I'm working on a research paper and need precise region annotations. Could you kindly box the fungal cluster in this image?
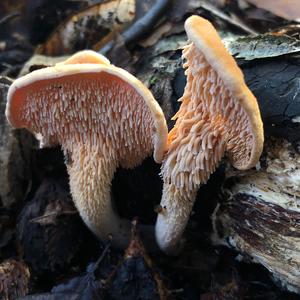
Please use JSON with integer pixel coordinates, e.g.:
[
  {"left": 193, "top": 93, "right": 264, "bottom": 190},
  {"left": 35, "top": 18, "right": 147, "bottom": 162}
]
[{"left": 6, "top": 16, "right": 263, "bottom": 254}]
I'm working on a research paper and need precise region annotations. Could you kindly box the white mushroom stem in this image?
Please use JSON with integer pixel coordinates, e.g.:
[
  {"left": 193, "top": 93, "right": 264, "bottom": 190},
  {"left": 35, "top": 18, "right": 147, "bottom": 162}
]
[
  {"left": 155, "top": 183, "right": 197, "bottom": 254},
  {"left": 67, "top": 144, "right": 131, "bottom": 248},
  {"left": 66, "top": 144, "right": 156, "bottom": 249},
  {"left": 155, "top": 116, "right": 226, "bottom": 254}
]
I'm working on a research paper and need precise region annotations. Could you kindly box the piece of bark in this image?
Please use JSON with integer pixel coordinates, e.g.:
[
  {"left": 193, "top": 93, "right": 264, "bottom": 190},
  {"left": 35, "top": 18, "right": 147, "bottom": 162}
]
[
  {"left": 242, "top": 58, "right": 300, "bottom": 144},
  {"left": 20, "top": 221, "right": 170, "bottom": 299},
  {"left": 208, "top": 56, "right": 300, "bottom": 294},
  {"left": 212, "top": 138, "right": 300, "bottom": 294},
  {"left": 0, "top": 76, "right": 32, "bottom": 209}
]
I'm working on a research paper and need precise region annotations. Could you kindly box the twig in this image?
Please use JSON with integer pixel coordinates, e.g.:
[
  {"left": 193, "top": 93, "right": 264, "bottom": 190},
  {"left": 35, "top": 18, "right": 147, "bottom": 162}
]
[
  {"left": 0, "top": 12, "right": 20, "bottom": 27},
  {"left": 100, "top": 0, "right": 172, "bottom": 55},
  {"left": 169, "top": 288, "right": 184, "bottom": 294},
  {"left": 89, "top": 240, "right": 112, "bottom": 273},
  {"left": 29, "top": 210, "right": 78, "bottom": 223}
]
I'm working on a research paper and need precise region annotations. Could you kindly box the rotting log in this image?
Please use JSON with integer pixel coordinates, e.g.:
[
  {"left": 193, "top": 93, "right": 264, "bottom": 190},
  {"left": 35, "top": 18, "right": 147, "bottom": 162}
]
[{"left": 212, "top": 138, "right": 300, "bottom": 293}]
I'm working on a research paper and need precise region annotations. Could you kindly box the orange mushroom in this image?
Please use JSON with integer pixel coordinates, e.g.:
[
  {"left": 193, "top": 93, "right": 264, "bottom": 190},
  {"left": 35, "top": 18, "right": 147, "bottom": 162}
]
[
  {"left": 155, "top": 15, "right": 264, "bottom": 254},
  {"left": 57, "top": 50, "right": 110, "bottom": 65},
  {"left": 6, "top": 50, "right": 168, "bottom": 248}
]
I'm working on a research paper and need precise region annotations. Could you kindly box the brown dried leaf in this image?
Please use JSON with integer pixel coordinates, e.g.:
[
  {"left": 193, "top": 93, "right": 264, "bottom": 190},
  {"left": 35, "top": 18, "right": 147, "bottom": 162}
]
[
  {"left": 0, "top": 260, "right": 30, "bottom": 300},
  {"left": 200, "top": 277, "right": 244, "bottom": 300},
  {"left": 139, "top": 22, "right": 173, "bottom": 48},
  {"left": 0, "top": 0, "right": 23, "bottom": 15},
  {"left": 36, "top": 0, "right": 135, "bottom": 56},
  {"left": 246, "top": 0, "right": 300, "bottom": 21},
  {"left": 30, "top": 201, "right": 77, "bottom": 226},
  {"left": 19, "top": 54, "right": 69, "bottom": 76}
]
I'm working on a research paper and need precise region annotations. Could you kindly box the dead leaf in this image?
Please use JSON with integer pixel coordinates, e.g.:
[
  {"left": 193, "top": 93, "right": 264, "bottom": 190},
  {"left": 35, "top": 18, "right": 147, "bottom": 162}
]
[
  {"left": 139, "top": 22, "right": 173, "bottom": 48},
  {"left": 19, "top": 54, "right": 70, "bottom": 76},
  {"left": 0, "top": 260, "right": 30, "bottom": 300},
  {"left": 30, "top": 201, "right": 77, "bottom": 225},
  {"left": 201, "top": 2, "right": 257, "bottom": 34},
  {"left": 36, "top": 0, "right": 135, "bottom": 56},
  {"left": 271, "top": 24, "right": 300, "bottom": 40},
  {"left": 224, "top": 34, "right": 300, "bottom": 60},
  {"left": 246, "top": 0, "right": 300, "bottom": 22},
  {"left": 105, "top": 220, "right": 170, "bottom": 299},
  {"left": 152, "top": 34, "right": 187, "bottom": 56}
]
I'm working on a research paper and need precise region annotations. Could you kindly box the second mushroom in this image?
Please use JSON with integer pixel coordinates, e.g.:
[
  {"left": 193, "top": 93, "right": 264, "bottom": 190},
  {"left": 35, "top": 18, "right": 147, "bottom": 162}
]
[
  {"left": 155, "top": 16, "right": 264, "bottom": 254},
  {"left": 6, "top": 50, "right": 168, "bottom": 248}
]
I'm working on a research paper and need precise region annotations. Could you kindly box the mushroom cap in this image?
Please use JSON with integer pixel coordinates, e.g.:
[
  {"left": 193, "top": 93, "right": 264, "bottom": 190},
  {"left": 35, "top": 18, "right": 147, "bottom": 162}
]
[
  {"left": 183, "top": 15, "right": 264, "bottom": 170},
  {"left": 57, "top": 50, "right": 110, "bottom": 65},
  {"left": 6, "top": 52, "right": 167, "bottom": 164}
]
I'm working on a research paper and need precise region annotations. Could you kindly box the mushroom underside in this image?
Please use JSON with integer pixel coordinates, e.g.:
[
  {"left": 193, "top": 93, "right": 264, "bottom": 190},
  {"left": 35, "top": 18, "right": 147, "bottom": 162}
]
[
  {"left": 163, "top": 42, "right": 255, "bottom": 192},
  {"left": 11, "top": 72, "right": 155, "bottom": 164}
]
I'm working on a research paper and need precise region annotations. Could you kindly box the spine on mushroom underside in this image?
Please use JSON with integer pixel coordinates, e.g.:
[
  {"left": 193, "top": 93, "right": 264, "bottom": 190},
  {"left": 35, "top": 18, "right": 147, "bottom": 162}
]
[
  {"left": 161, "top": 42, "right": 228, "bottom": 191},
  {"left": 182, "top": 42, "right": 256, "bottom": 170}
]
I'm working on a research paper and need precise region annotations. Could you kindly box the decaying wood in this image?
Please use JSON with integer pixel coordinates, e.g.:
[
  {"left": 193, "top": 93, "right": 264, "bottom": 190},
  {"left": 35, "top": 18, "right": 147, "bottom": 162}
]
[
  {"left": 209, "top": 54, "right": 300, "bottom": 293},
  {"left": 17, "top": 179, "right": 97, "bottom": 277},
  {"left": 0, "top": 77, "right": 32, "bottom": 209},
  {"left": 212, "top": 138, "right": 300, "bottom": 293}
]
